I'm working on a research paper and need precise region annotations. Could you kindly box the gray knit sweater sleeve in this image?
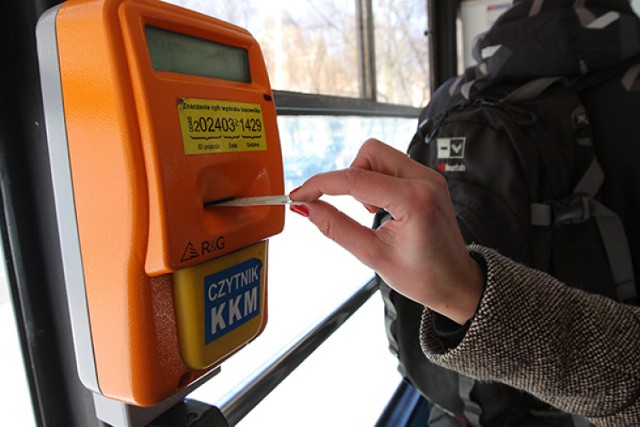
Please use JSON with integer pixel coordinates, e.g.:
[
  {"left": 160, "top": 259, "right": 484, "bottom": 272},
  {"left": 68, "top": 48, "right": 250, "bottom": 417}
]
[{"left": 420, "top": 244, "right": 640, "bottom": 427}]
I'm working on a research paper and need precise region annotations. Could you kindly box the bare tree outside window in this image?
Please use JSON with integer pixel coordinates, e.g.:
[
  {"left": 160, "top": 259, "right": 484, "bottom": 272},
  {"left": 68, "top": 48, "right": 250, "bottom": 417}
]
[
  {"left": 374, "top": 0, "right": 430, "bottom": 107},
  {"left": 164, "top": 0, "right": 430, "bottom": 105}
]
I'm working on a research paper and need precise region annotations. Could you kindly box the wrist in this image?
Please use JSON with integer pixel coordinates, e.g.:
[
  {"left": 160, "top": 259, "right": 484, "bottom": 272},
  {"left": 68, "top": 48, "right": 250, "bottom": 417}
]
[{"left": 435, "top": 251, "right": 486, "bottom": 325}]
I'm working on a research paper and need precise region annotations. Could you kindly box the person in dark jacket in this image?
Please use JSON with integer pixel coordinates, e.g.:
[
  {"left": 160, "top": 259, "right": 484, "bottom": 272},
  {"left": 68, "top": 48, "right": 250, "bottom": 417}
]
[
  {"left": 288, "top": 138, "right": 640, "bottom": 427},
  {"left": 289, "top": 1, "right": 640, "bottom": 425}
]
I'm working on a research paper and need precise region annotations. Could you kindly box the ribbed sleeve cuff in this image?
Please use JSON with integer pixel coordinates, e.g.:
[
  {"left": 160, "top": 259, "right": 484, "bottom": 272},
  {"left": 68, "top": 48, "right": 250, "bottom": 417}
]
[{"left": 419, "top": 244, "right": 640, "bottom": 420}]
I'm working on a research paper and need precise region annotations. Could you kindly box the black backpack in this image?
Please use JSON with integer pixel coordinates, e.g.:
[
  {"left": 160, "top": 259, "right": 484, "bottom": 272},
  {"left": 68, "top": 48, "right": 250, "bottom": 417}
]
[{"left": 379, "top": 62, "right": 639, "bottom": 427}]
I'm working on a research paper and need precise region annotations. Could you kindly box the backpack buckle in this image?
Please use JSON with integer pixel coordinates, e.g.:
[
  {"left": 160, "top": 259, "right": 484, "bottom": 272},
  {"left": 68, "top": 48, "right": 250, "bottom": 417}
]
[
  {"left": 550, "top": 194, "right": 591, "bottom": 225},
  {"left": 531, "top": 194, "right": 591, "bottom": 227}
]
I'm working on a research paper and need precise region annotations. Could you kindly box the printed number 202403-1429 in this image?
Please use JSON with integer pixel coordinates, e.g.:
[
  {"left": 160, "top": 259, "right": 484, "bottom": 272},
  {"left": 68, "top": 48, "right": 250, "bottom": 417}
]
[{"left": 187, "top": 116, "right": 262, "bottom": 134}]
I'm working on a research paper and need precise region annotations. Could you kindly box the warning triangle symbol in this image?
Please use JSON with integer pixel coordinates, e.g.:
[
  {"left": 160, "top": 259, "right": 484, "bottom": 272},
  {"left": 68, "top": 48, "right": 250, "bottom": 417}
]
[{"left": 181, "top": 241, "right": 200, "bottom": 262}]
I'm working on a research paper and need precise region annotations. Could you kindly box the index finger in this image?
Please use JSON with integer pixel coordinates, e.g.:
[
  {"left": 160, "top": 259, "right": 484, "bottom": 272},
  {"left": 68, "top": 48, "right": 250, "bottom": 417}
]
[
  {"left": 289, "top": 167, "right": 413, "bottom": 220},
  {"left": 350, "top": 139, "right": 432, "bottom": 179}
]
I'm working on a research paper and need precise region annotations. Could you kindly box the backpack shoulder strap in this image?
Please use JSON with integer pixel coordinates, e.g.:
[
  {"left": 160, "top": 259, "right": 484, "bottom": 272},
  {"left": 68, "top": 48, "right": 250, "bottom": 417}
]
[
  {"left": 501, "top": 77, "right": 567, "bottom": 103},
  {"left": 531, "top": 158, "right": 637, "bottom": 303},
  {"left": 591, "top": 200, "right": 637, "bottom": 302}
]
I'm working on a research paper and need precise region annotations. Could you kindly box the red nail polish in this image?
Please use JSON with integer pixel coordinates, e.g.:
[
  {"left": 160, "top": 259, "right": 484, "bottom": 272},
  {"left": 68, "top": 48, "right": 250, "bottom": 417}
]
[
  {"left": 289, "top": 186, "right": 302, "bottom": 195},
  {"left": 289, "top": 204, "right": 309, "bottom": 217},
  {"left": 364, "top": 204, "right": 378, "bottom": 213}
]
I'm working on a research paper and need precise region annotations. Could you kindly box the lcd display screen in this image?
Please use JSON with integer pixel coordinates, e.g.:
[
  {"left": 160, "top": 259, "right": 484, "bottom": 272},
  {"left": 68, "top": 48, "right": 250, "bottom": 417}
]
[{"left": 146, "top": 26, "right": 250, "bottom": 82}]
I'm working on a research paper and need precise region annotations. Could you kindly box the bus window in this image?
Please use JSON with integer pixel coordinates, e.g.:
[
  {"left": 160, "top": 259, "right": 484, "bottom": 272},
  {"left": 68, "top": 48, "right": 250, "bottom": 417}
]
[
  {"left": 373, "top": 0, "right": 431, "bottom": 107},
  {"left": 166, "top": 0, "right": 361, "bottom": 98}
]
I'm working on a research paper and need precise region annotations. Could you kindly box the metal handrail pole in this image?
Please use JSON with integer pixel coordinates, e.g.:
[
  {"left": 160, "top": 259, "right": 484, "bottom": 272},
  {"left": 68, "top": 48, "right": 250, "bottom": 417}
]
[{"left": 217, "top": 276, "right": 380, "bottom": 426}]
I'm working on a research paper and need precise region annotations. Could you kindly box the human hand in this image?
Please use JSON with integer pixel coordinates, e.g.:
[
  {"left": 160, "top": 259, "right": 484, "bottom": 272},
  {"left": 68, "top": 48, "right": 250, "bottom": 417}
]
[{"left": 289, "top": 139, "right": 483, "bottom": 325}]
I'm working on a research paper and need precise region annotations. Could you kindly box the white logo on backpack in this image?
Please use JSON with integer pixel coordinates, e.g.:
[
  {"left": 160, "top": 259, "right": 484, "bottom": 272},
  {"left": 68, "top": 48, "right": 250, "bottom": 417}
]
[{"left": 437, "top": 137, "right": 465, "bottom": 159}]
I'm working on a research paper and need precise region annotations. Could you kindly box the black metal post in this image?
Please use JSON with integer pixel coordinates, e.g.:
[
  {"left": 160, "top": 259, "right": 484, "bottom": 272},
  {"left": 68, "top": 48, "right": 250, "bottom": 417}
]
[
  {"left": 0, "top": 1, "right": 100, "bottom": 425},
  {"left": 426, "top": 0, "right": 460, "bottom": 91},
  {"left": 356, "top": 0, "right": 377, "bottom": 100}
]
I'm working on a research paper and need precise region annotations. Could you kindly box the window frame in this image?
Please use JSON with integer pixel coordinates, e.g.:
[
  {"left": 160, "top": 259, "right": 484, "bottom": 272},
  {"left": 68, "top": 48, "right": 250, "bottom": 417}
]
[{"left": 0, "top": 0, "right": 456, "bottom": 425}]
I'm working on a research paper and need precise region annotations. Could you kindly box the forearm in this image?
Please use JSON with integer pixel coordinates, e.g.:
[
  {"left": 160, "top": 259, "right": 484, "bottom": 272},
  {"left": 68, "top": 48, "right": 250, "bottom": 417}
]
[{"left": 420, "top": 245, "right": 640, "bottom": 426}]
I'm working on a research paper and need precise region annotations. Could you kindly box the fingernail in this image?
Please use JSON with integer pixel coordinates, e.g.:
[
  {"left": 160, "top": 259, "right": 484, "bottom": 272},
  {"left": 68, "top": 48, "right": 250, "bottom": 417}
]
[
  {"left": 364, "top": 204, "right": 378, "bottom": 214},
  {"left": 289, "top": 186, "right": 302, "bottom": 195},
  {"left": 289, "top": 204, "right": 309, "bottom": 217}
]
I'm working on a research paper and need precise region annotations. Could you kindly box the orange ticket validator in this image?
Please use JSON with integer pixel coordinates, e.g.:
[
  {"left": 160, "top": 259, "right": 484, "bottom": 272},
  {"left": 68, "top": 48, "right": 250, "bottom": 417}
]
[{"left": 37, "top": 0, "right": 283, "bottom": 406}]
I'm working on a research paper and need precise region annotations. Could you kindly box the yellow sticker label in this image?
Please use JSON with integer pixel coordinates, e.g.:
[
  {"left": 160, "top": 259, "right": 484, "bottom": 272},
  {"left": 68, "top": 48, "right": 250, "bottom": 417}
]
[{"left": 177, "top": 98, "right": 267, "bottom": 155}]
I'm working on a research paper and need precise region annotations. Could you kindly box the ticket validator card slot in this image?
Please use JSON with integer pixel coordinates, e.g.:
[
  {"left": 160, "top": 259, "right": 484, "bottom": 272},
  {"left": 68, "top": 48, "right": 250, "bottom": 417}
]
[{"left": 37, "top": 0, "right": 284, "bottom": 406}]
